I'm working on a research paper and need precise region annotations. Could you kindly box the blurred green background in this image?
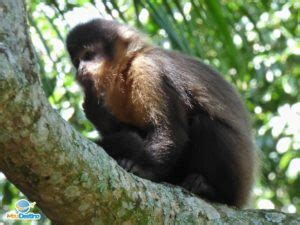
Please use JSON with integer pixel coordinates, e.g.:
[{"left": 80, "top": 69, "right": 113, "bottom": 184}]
[{"left": 1, "top": 0, "right": 299, "bottom": 224}]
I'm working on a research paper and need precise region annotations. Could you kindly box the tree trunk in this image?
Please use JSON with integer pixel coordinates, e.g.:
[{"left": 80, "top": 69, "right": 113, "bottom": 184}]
[{"left": 0, "top": 0, "right": 299, "bottom": 224}]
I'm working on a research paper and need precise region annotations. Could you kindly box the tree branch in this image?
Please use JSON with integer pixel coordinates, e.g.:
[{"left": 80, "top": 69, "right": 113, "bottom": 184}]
[{"left": 0, "top": 0, "right": 299, "bottom": 224}]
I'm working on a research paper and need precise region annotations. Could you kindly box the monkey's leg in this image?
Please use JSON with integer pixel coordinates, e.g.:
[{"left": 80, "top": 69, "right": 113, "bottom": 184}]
[
  {"left": 115, "top": 123, "right": 189, "bottom": 182},
  {"left": 181, "top": 174, "right": 216, "bottom": 201}
]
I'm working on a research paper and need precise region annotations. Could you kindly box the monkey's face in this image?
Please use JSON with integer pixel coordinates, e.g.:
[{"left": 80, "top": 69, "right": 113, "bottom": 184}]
[
  {"left": 72, "top": 44, "right": 107, "bottom": 88},
  {"left": 66, "top": 19, "right": 146, "bottom": 90},
  {"left": 66, "top": 19, "right": 119, "bottom": 89}
]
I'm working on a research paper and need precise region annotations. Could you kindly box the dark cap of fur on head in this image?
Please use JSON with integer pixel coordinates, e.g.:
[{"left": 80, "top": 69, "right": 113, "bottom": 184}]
[{"left": 66, "top": 19, "right": 120, "bottom": 57}]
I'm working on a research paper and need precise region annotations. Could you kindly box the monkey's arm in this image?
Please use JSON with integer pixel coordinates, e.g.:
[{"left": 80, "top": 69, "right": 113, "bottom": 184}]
[
  {"left": 136, "top": 122, "right": 188, "bottom": 181},
  {"left": 98, "top": 130, "right": 144, "bottom": 158},
  {"left": 83, "top": 90, "right": 123, "bottom": 136}
]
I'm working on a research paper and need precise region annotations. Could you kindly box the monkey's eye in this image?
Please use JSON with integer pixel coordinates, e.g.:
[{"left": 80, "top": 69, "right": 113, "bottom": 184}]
[{"left": 82, "top": 50, "right": 96, "bottom": 61}]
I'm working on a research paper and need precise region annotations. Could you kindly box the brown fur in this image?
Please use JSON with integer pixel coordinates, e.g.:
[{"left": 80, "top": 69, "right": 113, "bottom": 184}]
[
  {"left": 66, "top": 19, "right": 256, "bottom": 207},
  {"left": 90, "top": 39, "right": 167, "bottom": 127}
]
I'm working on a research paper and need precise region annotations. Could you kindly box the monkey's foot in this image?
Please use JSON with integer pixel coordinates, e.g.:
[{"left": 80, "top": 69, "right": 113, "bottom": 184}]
[
  {"left": 117, "top": 158, "right": 136, "bottom": 172},
  {"left": 181, "top": 174, "right": 216, "bottom": 200}
]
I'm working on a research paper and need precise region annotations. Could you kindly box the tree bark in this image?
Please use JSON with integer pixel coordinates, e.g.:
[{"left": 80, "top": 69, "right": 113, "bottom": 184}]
[{"left": 0, "top": 0, "right": 299, "bottom": 224}]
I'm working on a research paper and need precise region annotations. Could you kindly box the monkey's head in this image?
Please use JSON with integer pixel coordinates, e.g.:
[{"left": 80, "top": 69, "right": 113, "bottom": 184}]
[{"left": 66, "top": 19, "right": 148, "bottom": 90}]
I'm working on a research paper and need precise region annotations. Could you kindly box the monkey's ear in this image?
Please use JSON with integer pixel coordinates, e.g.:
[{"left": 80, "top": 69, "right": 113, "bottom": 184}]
[
  {"left": 117, "top": 26, "right": 137, "bottom": 41},
  {"left": 117, "top": 26, "right": 150, "bottom": 54}
]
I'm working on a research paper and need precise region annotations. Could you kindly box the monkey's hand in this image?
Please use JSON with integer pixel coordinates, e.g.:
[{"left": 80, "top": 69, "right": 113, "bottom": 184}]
[{"left": 117, "top": 158, "right": 158, "bottom": 181}]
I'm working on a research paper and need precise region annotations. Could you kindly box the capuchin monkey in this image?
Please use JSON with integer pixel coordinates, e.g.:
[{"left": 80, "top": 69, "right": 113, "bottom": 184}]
[{"left": 66, "top": 19, "right": 255, "bottom": 207}]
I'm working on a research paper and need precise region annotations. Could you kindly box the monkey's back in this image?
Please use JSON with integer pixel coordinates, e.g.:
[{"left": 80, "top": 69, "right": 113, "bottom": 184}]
[
  {"left": 143, "top": 48, "right": 250, "bottom": 133},
  {"left": 141, "top": 47, "right": 255, "bottom": 206}
]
